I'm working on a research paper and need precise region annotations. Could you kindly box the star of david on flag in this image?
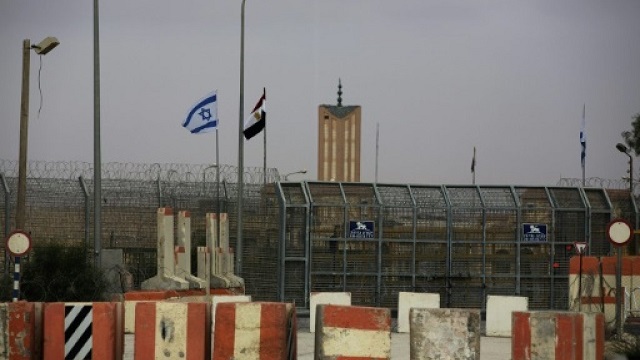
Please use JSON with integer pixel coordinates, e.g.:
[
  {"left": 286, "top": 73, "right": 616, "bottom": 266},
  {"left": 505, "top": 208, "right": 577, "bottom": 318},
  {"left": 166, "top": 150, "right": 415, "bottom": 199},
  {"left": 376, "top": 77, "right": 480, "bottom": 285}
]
[{"left": 183, "top": 90, "right": 218, "bottom": 134}]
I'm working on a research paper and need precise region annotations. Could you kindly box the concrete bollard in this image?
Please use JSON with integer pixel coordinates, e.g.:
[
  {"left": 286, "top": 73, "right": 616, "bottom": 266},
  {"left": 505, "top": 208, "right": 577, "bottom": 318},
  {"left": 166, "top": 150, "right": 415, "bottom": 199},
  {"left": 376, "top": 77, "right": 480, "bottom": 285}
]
[
  {"left": 123, "top": 290, "right": 179, "bottom": 334},
  {"left": 213, "top": 302, "right": 296, "bottom": 360},
  {"left": 43, "top": 302, "right": 124, "bottom": 360},
  {"left": 410, "top": 308, "right": 481, "bottom": 360},
  {"left": 175, "top": 210, "right": 207, "bottom": 288},
  {"left": 0, "top": 301, "right": 43, "bottom": 360},
  {"left": 485, "top": 295, "right": 528, "bottom": 337},
  {"left": 140, "top": 207, "right": 190, "bottom": 291},
  {"left": 512, "top": 311, "right": 605, "bottom": 360},
  {"left": 397, "top": 292, "right": 440, "bottom": 333},
  {"left": 134, "top": 301, "right": 210, "bottom": 360},
  {"left": 309, "top": 292, "right": 351, "bottom": 332},
  {"left": 315, "top": 304, "right": 391, "bottom": 359}
]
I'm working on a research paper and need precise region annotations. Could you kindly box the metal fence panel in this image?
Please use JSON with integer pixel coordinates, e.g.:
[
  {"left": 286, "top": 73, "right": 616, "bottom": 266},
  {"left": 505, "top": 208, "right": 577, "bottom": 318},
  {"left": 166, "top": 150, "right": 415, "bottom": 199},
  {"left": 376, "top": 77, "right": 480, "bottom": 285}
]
[{"left": 2, "top": 160, "right": 637, "bottom": 314}]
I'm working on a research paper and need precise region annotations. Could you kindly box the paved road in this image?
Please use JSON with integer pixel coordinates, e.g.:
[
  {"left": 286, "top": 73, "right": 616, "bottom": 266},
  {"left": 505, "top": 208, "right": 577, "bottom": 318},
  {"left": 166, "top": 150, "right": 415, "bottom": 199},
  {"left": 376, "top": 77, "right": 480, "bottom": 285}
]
[{"left": 123, "top": 324, "right": 513, "bottom": 359}]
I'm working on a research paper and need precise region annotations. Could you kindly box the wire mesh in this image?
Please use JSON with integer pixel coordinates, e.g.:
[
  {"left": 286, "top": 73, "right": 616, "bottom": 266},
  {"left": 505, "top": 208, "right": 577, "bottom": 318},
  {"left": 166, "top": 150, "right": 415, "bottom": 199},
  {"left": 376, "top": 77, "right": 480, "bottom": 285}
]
[{"left": 1, "top": 160, "right": 637, "bottom": 314}]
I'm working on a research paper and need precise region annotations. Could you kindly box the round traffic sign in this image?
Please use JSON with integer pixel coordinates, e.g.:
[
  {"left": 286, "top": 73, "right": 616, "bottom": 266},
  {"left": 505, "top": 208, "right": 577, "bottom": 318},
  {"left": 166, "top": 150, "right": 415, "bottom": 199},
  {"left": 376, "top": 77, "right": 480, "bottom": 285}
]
[
  {"left": 5, "top": 230, "right": 32, "bottom": 257},
  {"left": 607, "top": 218, "right": 633, "bottom": 247}
]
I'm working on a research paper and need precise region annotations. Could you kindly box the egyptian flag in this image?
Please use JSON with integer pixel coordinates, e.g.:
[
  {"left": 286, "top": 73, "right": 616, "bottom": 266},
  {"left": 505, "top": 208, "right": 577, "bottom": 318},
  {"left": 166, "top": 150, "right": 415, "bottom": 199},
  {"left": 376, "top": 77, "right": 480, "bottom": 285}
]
[{"left": 243, "top": 88, "right": 266, "bottom": 140}]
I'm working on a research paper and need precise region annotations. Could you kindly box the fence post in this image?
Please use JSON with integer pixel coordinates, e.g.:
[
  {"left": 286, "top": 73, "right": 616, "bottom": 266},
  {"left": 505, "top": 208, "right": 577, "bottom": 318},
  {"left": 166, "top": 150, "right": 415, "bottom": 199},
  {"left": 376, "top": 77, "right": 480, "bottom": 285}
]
[
  {"left": 1, "top": 173, "right": 10, "bottom": 238},
  {"left": 1, "top": 173, "right": 11, "bottom": 273},
  {"left": 79, "top": 176, "right": 90, "bottom": 252}
]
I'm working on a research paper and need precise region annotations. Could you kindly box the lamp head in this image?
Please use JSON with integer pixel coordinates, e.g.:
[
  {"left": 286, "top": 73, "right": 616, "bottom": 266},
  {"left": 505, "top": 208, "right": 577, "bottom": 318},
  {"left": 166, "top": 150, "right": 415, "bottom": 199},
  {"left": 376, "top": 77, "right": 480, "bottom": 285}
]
[
  {"left": 616, "top": 143, "right": 629, "bottom": 154},
  {"left": 32, "top": 37, "right": 59, "bottom": 55}
]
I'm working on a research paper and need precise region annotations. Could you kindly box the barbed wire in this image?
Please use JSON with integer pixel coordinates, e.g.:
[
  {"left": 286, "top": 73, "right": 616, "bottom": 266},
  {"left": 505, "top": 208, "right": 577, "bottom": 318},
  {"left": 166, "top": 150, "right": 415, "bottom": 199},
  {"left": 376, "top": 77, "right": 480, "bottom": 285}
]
[
  {"left": 0, "top": 159, "right": 282, "bottom": 184},
  {"left": 557, "top": 177, "right": 630, "bottom": 189}
]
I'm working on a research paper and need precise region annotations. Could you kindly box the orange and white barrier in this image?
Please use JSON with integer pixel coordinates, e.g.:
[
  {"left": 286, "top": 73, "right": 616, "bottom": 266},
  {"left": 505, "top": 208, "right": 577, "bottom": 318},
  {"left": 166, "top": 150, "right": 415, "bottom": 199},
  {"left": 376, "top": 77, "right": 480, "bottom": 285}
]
[
  {"left": 309, "top": 291, "right": 351, "bottom": 332},
  {"left": 0, "top": 301, "right": 43, "bottom": 359},
  {"left": 135, "top": 301, "right": 210, "bottom": 360},
  {"left": 410, "top": 308, "right": 480, "bottom": 359},
  {"left": 315, "top": 304, "right": 391, "bottom": 359},
  {"left": 43, "top": 302, "right": 123, "bottom": 360},
  {"left": 512, "top": 311, "right": 604, "bottom": 360},
  {"left": 123, "top": 290, "right": 179, "bottom": 334},
  {"left": 213, "top": 302, "right": 296, "bottom": 360},
  {"left": 569, "top": 256, "right": 634, "bottom": 328}
]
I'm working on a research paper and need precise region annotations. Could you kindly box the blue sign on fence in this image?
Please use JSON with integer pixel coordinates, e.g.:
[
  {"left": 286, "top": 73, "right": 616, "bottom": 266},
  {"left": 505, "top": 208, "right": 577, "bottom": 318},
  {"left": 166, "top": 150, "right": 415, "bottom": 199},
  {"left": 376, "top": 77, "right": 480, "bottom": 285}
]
[
  {"left": 523, "top": 223, "right": 547, "bottom": 242},
  {"left": 349, "top": 220, "right": 375, "bottom": 239}
]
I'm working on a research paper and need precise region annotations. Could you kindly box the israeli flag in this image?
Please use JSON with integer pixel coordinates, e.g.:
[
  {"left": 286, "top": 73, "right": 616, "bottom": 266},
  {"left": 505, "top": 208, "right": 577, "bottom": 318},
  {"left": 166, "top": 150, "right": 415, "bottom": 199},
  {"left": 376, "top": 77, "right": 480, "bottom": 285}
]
[{"left": 183, "top": 90, "right": 218, "bottom": 134}]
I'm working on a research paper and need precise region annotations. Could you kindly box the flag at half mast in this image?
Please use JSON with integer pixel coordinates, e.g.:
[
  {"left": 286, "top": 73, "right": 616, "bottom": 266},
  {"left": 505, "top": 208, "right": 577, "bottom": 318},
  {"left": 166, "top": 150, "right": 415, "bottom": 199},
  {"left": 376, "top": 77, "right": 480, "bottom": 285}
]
[
  {"left": 243, "top": 88, "right": 266, "bottom": 140},
  {"left": 580, "top": 104, "right": 586, "bottom": 169},
  {"left": 471, "top": 146, "right": 476, "bottom": 173},
  {"left": 183, "top": 90, "right": 218, "bottom": 134}
]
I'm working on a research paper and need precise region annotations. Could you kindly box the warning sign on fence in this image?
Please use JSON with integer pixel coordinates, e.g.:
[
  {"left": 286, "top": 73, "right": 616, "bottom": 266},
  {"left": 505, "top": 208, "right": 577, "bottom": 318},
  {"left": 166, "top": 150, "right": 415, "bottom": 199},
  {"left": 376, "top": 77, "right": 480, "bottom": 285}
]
[{"left": 523, "top": 223, "right": 547, "bottom": 242}]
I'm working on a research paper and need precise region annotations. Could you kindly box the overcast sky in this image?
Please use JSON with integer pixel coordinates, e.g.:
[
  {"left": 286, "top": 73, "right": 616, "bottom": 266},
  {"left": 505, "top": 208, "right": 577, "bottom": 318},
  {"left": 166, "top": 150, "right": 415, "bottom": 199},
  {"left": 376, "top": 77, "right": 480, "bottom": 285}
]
[{"left": 1, "top": 0, "right": 639, "bottom": 186}]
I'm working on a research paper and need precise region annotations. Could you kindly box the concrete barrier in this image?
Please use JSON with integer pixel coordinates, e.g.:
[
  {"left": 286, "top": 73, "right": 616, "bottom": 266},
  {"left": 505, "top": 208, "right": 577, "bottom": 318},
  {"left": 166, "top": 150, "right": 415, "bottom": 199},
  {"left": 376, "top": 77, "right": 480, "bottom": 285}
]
[
  {"left": 512, "top": 311, "right": 604, "bottom": 360},
  {"left": 43, "top": 302, "right": 124, "bottom": 360},
  {"left": 0, "top": 301, "right": 43, "bottom": 359},
  {"left": 123, "top": 290, "right": 179, "bottom": 334},
  {"left": 410, "top": 307, "right": 480, "bottom": 360},
  {"left": 141, "top": 207, "right": 190, "bottom": 291},
  {"left": 485, "top": 295, "right": 528, "bottom": 337},
  {"left": 568, "top": 255, "right": 633, "bottom": 329},
  {"left": 315, "top": 304, "right": 391, "bottom": 359},
  {"left": 176, "top": 210, "right": 207, "bottom": 288},
  {"left": 309, "top": 292, "right": 351, "bottom": 332},
  {"left": 397, "top": 292, "right": 440, "bottom": 333},
  {"left": 134, "top": 301, "right": 210, "bottom": 360},
  {"left": 213, "top": 302, "right": 296, "bottom": 360}
]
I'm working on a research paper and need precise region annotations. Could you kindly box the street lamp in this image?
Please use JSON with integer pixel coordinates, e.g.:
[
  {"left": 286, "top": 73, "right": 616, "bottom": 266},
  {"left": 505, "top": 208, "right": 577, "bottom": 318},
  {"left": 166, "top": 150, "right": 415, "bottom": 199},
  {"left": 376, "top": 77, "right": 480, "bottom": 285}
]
[
  {"left": 283, "top": 169, "right": 307, "bottom": 181},
  {"left": 617, "top": 143, "right": 633, "bottom": 194},
  {"left": 615, "top": 142, "right": 634, "bottom": 337},
  {"left": 16, "top": 37, "right": 60, "bottom": 231}
]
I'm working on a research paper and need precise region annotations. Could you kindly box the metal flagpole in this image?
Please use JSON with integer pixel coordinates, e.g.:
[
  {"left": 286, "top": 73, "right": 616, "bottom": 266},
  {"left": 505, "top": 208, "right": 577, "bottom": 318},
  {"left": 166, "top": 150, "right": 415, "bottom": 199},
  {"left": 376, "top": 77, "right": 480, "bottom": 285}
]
[
  {"left": 216, "top": 129, "right": 221, "bottom": 258},
  {"left": 581, "top": 104, "right": 586, "bottom": 187},
  {"left": 93, "top": 0, "right": 102, "bottom": 268},
  {"left": 472, "top": 146, "right": 476, "bottom": 185},
  {"left": 236, "top": 0, "right": 246, "bottom": 276},
  {"left": 375, "top": 123, "right": 379, "bottom": 183},
  {"left": 263, "top": 88, "right": 267, "bottom": 186}
]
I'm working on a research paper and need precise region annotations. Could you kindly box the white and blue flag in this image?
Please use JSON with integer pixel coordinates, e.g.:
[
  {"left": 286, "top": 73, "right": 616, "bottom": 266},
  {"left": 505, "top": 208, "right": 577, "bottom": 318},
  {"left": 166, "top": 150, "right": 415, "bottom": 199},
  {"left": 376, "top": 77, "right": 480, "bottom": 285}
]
[{"left": 183, "top": 90, "right": 218, "bottom": 134}]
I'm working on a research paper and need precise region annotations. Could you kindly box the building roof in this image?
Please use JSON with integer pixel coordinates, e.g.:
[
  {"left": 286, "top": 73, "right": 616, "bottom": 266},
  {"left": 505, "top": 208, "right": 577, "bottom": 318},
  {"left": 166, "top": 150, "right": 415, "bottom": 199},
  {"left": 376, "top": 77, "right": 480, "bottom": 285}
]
[{"left": 319, "top": 105, "right": 360, "bottom": 118}]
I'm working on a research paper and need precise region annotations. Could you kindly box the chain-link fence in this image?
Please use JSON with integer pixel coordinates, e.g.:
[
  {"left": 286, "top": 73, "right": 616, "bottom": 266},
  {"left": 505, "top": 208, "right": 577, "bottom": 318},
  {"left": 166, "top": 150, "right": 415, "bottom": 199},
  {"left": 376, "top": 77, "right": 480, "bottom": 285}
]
[
  {"left": 275, "top": 182, "right": 638, "bottom": 313},
  {"left": 1, "top": 160, "right": 637, "bottom": 313}
]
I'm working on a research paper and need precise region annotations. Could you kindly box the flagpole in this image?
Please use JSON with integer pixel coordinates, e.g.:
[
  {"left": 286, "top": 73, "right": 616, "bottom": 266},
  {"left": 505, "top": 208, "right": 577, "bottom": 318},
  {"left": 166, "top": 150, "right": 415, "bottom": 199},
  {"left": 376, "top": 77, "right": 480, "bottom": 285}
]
[
  {"left": 375, "top": 123, "right": 379, "bottom": 183},
  {"left": 93, "top": 0, "right": 102, "bottom": 268},
  {"left": 582, "top": 104, "right": 586, "bottom": 187},
  {"left": 263, "top": 88, "right": 267, "bottom": 186},
  {"left": 216, "top": 130, "right": 221, "bottom": 254},
  {"left": 472, "top": 146, "right": 476, "bottom": 185},
  {"left": 236, "top": 0, "right": 246, "bottom": 276}
]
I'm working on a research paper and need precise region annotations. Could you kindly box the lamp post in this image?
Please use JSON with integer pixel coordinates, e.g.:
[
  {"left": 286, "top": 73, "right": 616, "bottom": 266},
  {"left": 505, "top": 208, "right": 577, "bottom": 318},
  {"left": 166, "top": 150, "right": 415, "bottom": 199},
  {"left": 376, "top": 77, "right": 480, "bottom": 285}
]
[
  {"left": 618, "top": 143, "right": 636, "bottom": 257},
  {"left": 617, "top": 143, "right": 633, "bottom": 194},
  {"left": 16, "top": 37, "right": 59, "bottom": 231},
  {"left": 283, "top": 169, "right": 307, "bottom": 181},
  {"left": 615, "top": 142, "right": 634, "bottom": 337}
]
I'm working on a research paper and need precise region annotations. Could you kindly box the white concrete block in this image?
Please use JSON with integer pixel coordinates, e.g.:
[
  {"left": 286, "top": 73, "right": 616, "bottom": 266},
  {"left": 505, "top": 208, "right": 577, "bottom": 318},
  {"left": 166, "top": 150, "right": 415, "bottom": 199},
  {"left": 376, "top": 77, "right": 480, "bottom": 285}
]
[
  {"left": 486, "top": 295, "right": 528, "bottom": 337},
  {"left": 397, "top": 292, "right": 440, "bottom": 333},
  {"left": 310, "top": 292, "right": 351, "bottom": 332},
  {"left": 210, "top": 295, "right": 251, "bottom": 351}
]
